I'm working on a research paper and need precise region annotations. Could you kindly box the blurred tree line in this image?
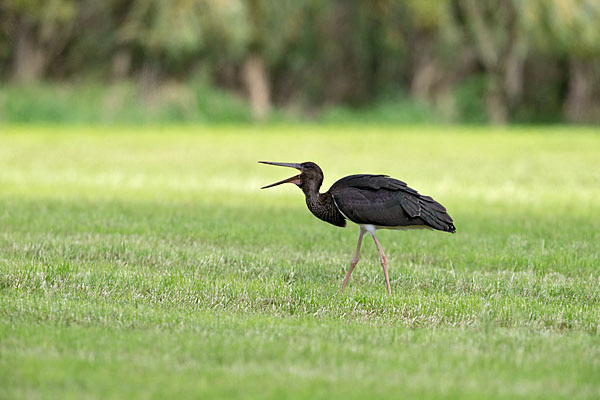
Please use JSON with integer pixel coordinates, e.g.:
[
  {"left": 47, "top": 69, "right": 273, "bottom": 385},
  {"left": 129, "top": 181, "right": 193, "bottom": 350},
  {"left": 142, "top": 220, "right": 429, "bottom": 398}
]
[{"left": 1, "top": 0, "right": 599, "bottom": 124}]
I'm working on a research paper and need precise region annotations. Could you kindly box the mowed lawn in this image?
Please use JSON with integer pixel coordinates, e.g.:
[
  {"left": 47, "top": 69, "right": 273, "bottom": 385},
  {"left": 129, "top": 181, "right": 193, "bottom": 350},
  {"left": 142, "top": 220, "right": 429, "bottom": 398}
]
[{"left": 1, "top": 125, "right": 599, "bottom": 399}]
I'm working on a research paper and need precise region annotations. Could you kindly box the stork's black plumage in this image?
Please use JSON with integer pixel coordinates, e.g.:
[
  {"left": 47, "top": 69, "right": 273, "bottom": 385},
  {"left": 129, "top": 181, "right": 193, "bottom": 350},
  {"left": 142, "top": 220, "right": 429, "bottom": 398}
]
[
  {"left": 330, "top": 174, "right": 455, "bottom": 232},
  {"left": 259, "top": 161, "right": 455, "bottom": 295}
]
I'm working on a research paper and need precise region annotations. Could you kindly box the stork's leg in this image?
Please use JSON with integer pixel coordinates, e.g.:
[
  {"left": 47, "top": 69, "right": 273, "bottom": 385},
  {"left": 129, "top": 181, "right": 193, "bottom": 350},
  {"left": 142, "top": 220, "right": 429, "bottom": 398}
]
[
  {"left": 371, "top": 233, "right": 392, "bottom": 296},
  {"left": 341, "top": 227, "right": 366, "bottom": 294}
]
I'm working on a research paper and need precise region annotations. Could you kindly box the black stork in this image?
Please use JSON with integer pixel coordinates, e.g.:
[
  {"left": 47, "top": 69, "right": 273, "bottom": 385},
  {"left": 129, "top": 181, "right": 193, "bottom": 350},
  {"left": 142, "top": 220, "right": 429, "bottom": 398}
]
[{"left": 259, "top": 161, "right": 455, "bottom": 295}]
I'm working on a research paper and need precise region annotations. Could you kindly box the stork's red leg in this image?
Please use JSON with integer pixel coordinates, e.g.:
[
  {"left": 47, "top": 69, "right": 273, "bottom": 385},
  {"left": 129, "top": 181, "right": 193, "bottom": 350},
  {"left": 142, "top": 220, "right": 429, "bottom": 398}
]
[
  {"left": 341, "top": 227, "right": 366, "bottom": 294},
  {"left": 372, "top": 233, "right": 392, "bottom": 295}
]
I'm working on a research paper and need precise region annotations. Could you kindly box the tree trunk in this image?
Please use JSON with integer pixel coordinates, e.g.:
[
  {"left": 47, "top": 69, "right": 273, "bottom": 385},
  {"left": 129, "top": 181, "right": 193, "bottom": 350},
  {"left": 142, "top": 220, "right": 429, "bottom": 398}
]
[
  {"left": 486, "top": 76, "right": 509, "bottom": 124},
  {"left": 410, "top": 37, "right": 438, "bottom": 101},
  {"left": 112, "top": 50, "right": 131, "bottom": 80},
  {"left": 459, "top": 0, "right": 526, "bottom": 124},
  {"left": 563, "top": 59, "right": 596, "bottom": 123},
  {"left": 12, "top": 22, "right": 46, "bottom": 83},
  {"left": 243, "top": 0, "right": 271, "bottom": 120},
  {"left": 242, "top": 52, "right": 271, "bottom": 121}
]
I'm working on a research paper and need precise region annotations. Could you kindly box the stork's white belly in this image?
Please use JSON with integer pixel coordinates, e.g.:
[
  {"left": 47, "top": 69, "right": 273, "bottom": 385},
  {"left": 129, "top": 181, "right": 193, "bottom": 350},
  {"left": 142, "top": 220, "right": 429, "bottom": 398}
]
[
  {"left": 375, "top": 224, "right": 432, "bottom": 231},
  {"left": 360, "top": 223, "right": 431, "bottom": 233}
]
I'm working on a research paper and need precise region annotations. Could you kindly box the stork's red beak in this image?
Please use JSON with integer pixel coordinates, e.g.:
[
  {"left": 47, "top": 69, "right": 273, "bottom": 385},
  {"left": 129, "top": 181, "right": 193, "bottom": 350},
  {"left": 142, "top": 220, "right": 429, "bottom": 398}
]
[{"left": 259, "top": 161, "right": 302, "bottom": 189}]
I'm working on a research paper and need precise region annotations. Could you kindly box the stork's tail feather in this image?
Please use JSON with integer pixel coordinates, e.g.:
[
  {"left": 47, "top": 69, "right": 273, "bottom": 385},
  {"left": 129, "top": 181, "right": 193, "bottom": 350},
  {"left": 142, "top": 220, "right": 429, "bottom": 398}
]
[{"left": 419, "top": 197, "right": 456, "bottom": 233}]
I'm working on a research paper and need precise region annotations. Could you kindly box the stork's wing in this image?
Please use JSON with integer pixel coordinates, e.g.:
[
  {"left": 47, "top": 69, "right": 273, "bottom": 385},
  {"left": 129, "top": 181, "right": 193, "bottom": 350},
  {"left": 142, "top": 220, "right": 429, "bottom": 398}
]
[{"left": 329, "top": 174, "right": 455, "bottom": 232}]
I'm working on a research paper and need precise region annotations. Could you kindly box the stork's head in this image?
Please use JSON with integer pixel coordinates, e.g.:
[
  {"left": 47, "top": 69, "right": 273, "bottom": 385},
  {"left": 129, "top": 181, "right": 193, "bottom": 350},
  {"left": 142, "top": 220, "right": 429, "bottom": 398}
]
[{"left": 259, "top": 161, "right": 324, "bottom": 191}]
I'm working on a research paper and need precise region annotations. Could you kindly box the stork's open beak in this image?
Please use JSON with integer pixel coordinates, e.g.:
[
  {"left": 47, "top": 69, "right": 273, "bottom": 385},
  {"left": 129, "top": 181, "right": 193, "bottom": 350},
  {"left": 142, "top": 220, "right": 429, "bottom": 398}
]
[{"left": 258, "top": 161, "right": 302, "bottom": 189}]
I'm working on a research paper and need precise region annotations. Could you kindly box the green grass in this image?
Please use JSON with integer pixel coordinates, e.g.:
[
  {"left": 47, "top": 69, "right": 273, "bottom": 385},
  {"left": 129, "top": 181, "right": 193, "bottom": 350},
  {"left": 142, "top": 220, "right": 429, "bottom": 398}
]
[{"left": 1, "top": 125, "right": 600, "bottom": 399}]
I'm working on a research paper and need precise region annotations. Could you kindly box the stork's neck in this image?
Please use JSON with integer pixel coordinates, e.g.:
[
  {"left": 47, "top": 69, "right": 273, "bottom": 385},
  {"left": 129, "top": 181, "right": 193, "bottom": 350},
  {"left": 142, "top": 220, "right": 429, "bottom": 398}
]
[
  {"left": 302, "top": 183, "right": 346, "bottom": 227},
  {"left": 301, "top": 178, "right": 321, "bottom": 198}
]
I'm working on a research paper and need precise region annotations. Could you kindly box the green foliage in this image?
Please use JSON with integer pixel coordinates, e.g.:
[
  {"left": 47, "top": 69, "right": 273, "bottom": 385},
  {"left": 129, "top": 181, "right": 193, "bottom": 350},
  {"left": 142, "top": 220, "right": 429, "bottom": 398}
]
[
  {"left": 0, "top": 84, "right": 102, "bottom": 123},
  {"left": 452, "top": 75, "right": 489, "bottom": 124},
  {"left": 1, "top": 0, "right": 600, "bottom": 123},
  {"left": 2, "top": 0, "right": 76, "bottom": 24},
  {"left": 192, "top": 78, "right": 252, "bottom": 122},
  {"left": 404, "top": 0, "right": 454, "bottom": 30},
  {"left": 0, "top": 82, "right": 468, "bottom": 124},
  {"left": 1, "top": 126, "right": 600, "bottom": 398},
  {"left": 520, "top": 0, "right": 600, "bottom": 56},
  {"left": 320, "top": 96, "right": 437, "bottom": 124},
  {"left": 0, "top": 81, "right": 252, "bottom": 123}
]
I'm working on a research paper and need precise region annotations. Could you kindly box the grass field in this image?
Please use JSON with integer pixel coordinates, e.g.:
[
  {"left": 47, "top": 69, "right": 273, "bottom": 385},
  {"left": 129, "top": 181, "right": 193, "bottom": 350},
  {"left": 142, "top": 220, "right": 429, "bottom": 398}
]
[{"left": 1, "top": 125, "right": 599, "bottom": 399}]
